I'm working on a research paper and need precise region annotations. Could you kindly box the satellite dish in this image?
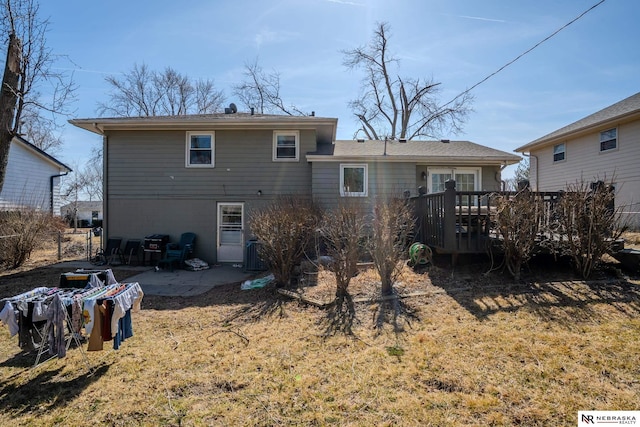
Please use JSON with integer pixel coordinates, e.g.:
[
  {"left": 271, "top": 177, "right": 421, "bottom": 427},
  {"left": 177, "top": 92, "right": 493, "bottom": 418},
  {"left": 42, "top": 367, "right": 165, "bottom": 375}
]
[{"left": 229, "top": 103, "right": 237, "bottom": 113}]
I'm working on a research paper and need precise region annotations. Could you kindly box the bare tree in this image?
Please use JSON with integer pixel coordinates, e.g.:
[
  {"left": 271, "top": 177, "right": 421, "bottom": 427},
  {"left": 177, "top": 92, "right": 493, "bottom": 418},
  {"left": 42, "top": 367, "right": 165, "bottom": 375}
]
[
  {"left": 0, "top": 0, "right": 75, "bottom": 190},
  {"left": 98, "top": 63, "right": 226, "bottom": 117},
  {"left": 343, "top": 22, "right": 472, "bottom": 140},
  {"left": 233, "top": 58, "right": 307, "bottom": 116},
  {"left": 504, "top": 157, "right": 530, "bottom": 191}
]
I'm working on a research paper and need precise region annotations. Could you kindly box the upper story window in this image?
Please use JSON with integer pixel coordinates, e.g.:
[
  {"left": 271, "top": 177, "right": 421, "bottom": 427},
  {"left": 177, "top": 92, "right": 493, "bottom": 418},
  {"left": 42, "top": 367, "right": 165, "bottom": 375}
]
[
  {"left": 273, "top": 131, "right": 299, "bottom": 161},
  {"left": 186, "top": 132, "right": 214, "bottom": 167},
  {"left": 553, "top": 143, "right": 565, "bottom": 162},
  {"left": 600, "top": 128, "right": 617, "bottom": 152},
  {"left": 340, "top": 164, "right": 368, "bottom": 197}
]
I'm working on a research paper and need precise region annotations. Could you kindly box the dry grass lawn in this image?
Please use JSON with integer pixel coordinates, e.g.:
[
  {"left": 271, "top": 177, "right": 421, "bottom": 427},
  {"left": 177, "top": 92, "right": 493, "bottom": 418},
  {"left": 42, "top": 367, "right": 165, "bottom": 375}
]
[{"left": 0, "top": 232, "right": 639, "bottom": 426}]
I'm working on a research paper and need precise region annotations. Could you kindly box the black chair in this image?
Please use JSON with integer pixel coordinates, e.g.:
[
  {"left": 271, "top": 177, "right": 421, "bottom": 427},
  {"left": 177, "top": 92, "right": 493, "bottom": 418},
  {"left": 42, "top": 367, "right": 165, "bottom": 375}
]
[
  {"left": 122, "top": 239, "right": 142, "bottom": 265},
  {"left": 104, "top": 237, "right": 123, "bottom": 265}
]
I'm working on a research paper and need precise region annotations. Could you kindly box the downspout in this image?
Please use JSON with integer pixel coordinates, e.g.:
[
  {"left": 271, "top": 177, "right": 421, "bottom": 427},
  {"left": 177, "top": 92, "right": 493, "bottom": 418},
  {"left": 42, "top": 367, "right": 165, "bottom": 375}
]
[
  {"left": 499, "top": 163, "right": 508, "bottom": 191},
  {"left": 50, "top": 171, "right": 69, "bottom": 215},
  {"left": 522, "top": 152, "right": 538, "bottom": 190}
]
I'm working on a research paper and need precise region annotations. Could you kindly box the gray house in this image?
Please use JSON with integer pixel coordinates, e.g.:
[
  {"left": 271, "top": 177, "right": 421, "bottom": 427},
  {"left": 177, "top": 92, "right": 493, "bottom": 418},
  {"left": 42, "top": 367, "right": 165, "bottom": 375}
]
[
  {"left": 70, "top": 112, "right": 520, "bottom": 264},
  {"left": 0, "top": 135, "right": 72, "bottom": 214}
]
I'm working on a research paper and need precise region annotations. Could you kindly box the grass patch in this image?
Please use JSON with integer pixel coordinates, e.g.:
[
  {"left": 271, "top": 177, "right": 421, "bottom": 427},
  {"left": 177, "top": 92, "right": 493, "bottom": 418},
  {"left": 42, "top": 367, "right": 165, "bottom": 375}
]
[{"left": 1, "top": 247, "right": 639, "bottom": 425}]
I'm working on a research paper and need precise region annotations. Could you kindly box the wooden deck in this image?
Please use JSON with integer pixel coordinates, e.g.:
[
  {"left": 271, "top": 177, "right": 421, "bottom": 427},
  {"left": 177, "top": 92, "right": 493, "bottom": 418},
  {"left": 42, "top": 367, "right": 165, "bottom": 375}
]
[{"left": 409, "top": 180, "right": 563, "bottom": 258}]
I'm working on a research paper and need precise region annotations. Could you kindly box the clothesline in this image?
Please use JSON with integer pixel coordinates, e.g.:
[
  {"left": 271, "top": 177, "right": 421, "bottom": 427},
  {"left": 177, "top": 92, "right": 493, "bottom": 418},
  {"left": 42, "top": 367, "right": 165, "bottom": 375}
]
[{"left": 0, "top": 270, "right": 144, "bottom": 371}]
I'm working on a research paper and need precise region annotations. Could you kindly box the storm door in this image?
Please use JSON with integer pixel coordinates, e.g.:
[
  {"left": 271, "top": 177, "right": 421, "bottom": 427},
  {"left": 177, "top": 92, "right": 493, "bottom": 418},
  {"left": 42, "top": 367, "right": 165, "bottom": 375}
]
[{"left": 217, "top": 203, "right": 244, "bottom": 262}]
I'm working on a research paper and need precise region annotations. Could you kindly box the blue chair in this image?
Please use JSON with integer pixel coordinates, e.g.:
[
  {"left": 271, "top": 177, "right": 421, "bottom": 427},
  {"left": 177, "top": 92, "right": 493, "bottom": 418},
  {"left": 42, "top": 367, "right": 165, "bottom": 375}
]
[{"left": 159, "top": 233, "right": 195, "bottom": 271}]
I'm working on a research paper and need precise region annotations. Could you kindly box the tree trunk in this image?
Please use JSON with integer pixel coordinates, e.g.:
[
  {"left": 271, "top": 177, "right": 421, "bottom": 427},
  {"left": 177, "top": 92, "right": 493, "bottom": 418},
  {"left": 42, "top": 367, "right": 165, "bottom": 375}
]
[{"left": 0, "top": 33, "right": 22, "bottom": 193}]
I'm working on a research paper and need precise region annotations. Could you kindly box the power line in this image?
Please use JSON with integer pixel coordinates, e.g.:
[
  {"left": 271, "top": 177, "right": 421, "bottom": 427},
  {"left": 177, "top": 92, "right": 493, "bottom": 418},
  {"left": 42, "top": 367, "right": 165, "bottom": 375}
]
[{"left": 442, "top": 0, "right": 607, "bottom": 109}]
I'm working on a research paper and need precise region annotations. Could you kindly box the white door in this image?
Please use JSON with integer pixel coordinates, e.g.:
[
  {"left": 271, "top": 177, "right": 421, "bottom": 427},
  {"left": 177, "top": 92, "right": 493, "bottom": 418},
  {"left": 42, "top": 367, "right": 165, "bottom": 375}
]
[{"left": 217, "top": 203, "right": 244, "bottom": 262}]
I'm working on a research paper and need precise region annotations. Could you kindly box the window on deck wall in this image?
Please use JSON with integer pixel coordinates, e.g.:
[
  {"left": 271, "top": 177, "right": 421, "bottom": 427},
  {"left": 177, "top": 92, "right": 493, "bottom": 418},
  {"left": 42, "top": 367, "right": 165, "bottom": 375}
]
[
  {"left": 340, "top": 164, "right": 368, "bottom": 197},
  {"left": 186, "top": 132, "right": 214, "bottom": 167},
  {"left": 427, "top": 168, "right": 480, "bottom": 205},
  {"left": 426, "top": 168, "right": 479, "bottom": 193}
]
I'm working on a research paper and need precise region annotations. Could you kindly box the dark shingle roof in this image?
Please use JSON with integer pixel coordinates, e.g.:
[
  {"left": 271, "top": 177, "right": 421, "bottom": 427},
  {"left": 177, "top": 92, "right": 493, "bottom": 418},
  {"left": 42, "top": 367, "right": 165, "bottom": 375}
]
[
  {"left": 308, "top": 139, "right": 521, "bottom": 165},
  {"left": 516, "top": 91, "right": 640, "bottom": 152}
]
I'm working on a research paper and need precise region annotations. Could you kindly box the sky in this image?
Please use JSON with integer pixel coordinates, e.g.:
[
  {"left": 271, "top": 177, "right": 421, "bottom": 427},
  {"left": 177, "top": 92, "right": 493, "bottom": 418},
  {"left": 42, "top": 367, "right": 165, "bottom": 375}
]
[{"left": 20, "top": 0, "right": 640, "bottom": 179}]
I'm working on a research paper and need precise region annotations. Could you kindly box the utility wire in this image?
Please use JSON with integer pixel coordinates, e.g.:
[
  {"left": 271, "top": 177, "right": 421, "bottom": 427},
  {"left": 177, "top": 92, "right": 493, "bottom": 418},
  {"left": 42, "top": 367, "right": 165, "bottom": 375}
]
[{"left": 441, "top": 0, "right": 607, "bottom": 110}]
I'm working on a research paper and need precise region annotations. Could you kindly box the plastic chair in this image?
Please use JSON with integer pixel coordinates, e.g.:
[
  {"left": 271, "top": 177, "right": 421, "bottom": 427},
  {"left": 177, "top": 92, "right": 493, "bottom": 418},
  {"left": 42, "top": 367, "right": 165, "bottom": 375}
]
[{"left": 159, "top": 232, "right": 195, "bottom": 271}]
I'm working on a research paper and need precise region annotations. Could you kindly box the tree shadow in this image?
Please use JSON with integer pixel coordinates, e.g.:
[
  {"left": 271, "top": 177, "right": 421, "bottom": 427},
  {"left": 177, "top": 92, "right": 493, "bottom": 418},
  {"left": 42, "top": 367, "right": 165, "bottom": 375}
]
[
  {"left": 372, "top": 291, "right": 421, "bottom": 334},
  {"left": 321, "top": 292, "right": 358, "bottom": 336},
  {"left": 0, "top": 363, "right": 109, "bottom": 416},
  {"left": 428, "top": 253, "right": 640, "bottom": 327}
]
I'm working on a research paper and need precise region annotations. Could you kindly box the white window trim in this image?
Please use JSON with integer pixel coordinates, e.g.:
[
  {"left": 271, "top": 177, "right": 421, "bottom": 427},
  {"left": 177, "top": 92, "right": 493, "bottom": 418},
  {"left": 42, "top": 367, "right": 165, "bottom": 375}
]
[
  {"left": 599, "top": 128, "right": 618, "bottom": 152},
  {"left": 185, "top": 131, "right": 215, "bottom": 168},
  {"left": 553, "top": 143, "right": 566, "bottom": 163},
  {"left": 272, "top": 130, "right": 300, "bottom": 162},
  {"left": 426, "top": 167, "right": 481, "bottom": 193},
  {"left": 340, "top": 163, "right": 368, "bottom": 197}
]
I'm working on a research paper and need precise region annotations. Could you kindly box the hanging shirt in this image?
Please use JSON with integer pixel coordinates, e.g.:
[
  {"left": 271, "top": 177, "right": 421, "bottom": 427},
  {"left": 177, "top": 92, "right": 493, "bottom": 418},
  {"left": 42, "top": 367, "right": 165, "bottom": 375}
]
[{"left": 0, "top": 302, "right": 19, "bottom": 336}]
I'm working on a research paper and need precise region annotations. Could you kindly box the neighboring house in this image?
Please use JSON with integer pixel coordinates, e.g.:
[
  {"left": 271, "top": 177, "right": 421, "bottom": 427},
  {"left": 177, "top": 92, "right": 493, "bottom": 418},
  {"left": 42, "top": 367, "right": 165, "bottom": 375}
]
[
  {"left": 70, "top": 112, "right": 520, "bottom": 264},
  {"left": 0, "top": 135, "right": 72, "bottom": 215},
  {"left": 61, "top": 201, "right": 103, "bottom": 227},
  {"left": 515, "top": 92, "right": 640, "bottom": 229}
]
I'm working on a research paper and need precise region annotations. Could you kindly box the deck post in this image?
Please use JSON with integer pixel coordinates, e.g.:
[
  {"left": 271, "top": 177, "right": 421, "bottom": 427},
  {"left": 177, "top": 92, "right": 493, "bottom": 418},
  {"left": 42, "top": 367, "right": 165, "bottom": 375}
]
[{"left": 444, "top": 180, "right": 457, "bottom": 255}]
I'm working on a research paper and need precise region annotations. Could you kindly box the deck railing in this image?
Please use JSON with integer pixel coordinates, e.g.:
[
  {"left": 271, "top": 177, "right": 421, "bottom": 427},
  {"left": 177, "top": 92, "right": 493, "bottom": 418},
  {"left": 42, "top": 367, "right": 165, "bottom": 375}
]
[{"left": 409, "top": 180, "right": 563, "bottom": 255}]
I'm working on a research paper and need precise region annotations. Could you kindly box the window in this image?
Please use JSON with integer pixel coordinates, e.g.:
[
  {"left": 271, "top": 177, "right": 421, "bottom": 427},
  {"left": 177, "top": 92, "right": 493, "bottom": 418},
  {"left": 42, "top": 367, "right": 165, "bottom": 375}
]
[
  {"left": 273, "top": 131, "right": 299, "bottom": 161},
  {"left": 553, "top": 143, "right": 565, "bottom": 162},
  {"left": 426, "top": 168, "right": 480, "bottom": 193},
  {"left": 600, "top": 128, "right": 617, "bottom": 151},
  {"left": 186, "top": 132, "right": 214, "bottom": 167},
  {"left": 340, "top": 164, "right": 367, "bottom": 197}
]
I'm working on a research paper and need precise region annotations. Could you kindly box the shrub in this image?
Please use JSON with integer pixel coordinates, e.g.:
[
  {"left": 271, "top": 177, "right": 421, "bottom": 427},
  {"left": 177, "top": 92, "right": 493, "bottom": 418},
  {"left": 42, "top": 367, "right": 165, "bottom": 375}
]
[
  {"left": 556, "top": 180, "right": 626, "bottom": 278},
  {"left": 493, "top": 189, "right": 544, "bottom": 280},
  {"left": 367, "top": 196, "right": 415, "bottom": 296},
  {"left": 249, "top": 195, "right": 322, "bottom": 287},
  {"left": 0, "top": 208, "right": 65, "bottom": 269},
  {"left": 319, "top": 200, "right": 366, "bottom": 298}
]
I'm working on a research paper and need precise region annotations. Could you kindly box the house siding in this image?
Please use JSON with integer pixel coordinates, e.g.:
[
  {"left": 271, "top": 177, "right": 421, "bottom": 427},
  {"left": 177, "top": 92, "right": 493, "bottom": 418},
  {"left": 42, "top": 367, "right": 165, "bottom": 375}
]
[
  {"left": 0, "top": 140, "right": 64, "bottom": 212},
  {"left": 312, "top": 161, "right": 418, "bottom": 212},
  {"left": 104, "top": 129, "right": 317, "bottom": 263},
  {"left": 531, "top": 119, "right": 640, "bottom": 227}
]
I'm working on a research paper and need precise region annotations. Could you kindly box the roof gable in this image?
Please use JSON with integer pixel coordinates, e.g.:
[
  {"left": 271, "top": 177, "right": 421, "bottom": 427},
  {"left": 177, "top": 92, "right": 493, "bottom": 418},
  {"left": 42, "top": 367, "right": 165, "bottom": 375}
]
[
  {"left": 516, "top": 92, "right": 640, "bottom": 152},
  {"left": 12, "top": 135, "right": 72, "bottom": 172}
]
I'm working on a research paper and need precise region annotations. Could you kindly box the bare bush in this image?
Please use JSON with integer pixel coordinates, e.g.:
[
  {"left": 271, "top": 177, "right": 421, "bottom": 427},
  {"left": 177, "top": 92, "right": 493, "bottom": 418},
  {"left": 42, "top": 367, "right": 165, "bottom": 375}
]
[
  {"left": 493, "top": 189, "right": 544, "bottom": 280},
  {"left": 319, "top": 201, "right": 367, "bottom": 336},
  {"left": 249, "top": 196, "right": 322, "bottom": 287},
  {"left": 0, "top": 208, "right": 64, "bottom": 269},
  {"left": 320, "top": 201, "right": 367, "bottom": 298},
  {"left": 556, "top": 180, "right": 625, "bottom": 279},
  {"left": 368, "top": 196, "right": 415, "bottom": 296}
]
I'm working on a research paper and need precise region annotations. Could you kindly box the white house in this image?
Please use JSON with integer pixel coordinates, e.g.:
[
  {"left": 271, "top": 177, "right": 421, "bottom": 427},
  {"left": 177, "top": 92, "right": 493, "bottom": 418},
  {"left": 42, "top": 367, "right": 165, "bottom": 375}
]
[
  {"left": 61, "top": 201, "right": 103, "bottom": 227},
  {"left": 515, "top": 92, "right": 640, "bottom": 229},
  {"left": 0, "top": 135, "right": 72, "bottom": 215}
]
